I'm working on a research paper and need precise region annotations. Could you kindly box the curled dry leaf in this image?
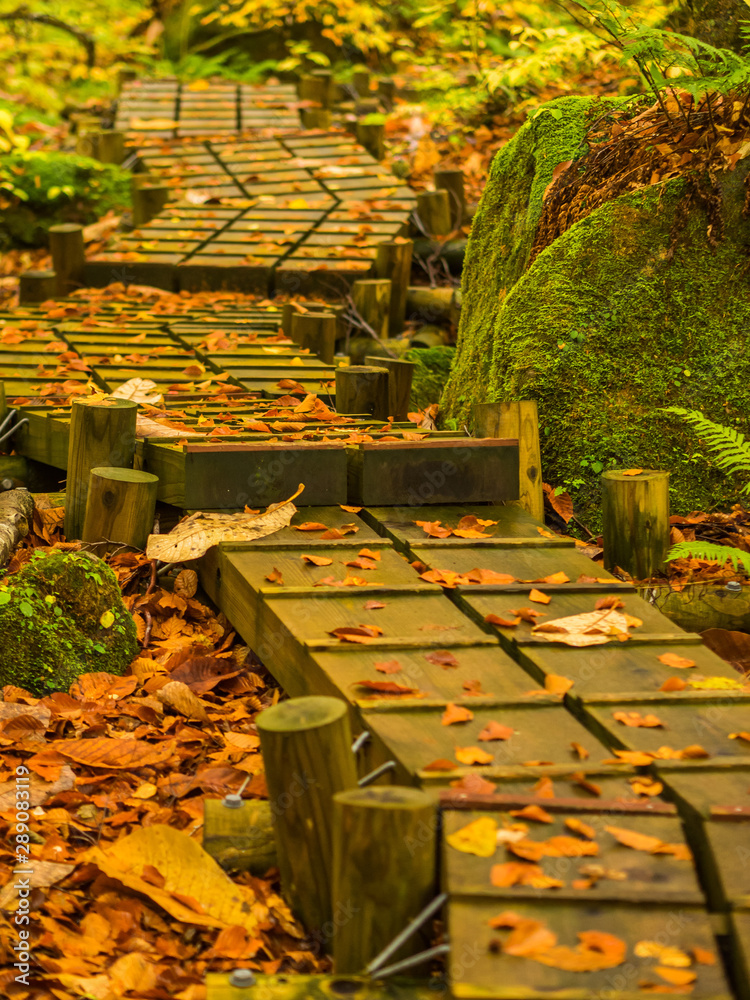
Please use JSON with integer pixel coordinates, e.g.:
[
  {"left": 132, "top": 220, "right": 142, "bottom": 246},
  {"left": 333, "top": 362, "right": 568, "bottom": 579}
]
[
  {"left": 374, "top": 659, "right": 402, "bottom": 674},
  {"left": 330, "top": 624, "right": 383, "bottom": 643},
  {"left": 613, "top": 711, "right": 664, "bottom": 728},
  {"left": 156, "top": 680, "right": 209, "bottom": 722},
  {"left": 510, "top": 804, "right": 554, "bottom": 823},
  {"left": 565, "top": 817, "right": 596, "bottom": 840},
  {"left": 424, "top": 650, "right": 460, "bottom": 668},
  {"left": 545, "top": 674, "right": 574, "bottom": 696},
  {"left": 174, "top": 569, "right": 198, "bottom": 599},
  {"left": 658, "top": 653, "right": 696, "bottom": 669},
  {"left": 146, "top": 485, "right": 304, "bottom": 562},
  {"left": 485, "top": 613, "right": 520, "bottom": 627},
  {"left": 571, "top": 741, "right": 589, "bottom": 760},
  {"left": 364, "top": 599, "right": 386, "bottom": 610},
  {"left": 265, "top": 567, "right": 284, "bottom": 584},
  {"left": 477, "top": 721, "right": 514, "bottom": 741},
  {"left": 301, "top": 554, "right": 334, "bottom": 566},
  {"left": 450, "top": 773, "right": 497, "bottom": 795},
  {"left": 355, "top": 679, "right": 417, "bottom": 694},
  {"left": 455, "top": 745, "right": 494, "bottom": 765},
  {"left": 532, "top": 608, "right": 633, "bottom": 646}
]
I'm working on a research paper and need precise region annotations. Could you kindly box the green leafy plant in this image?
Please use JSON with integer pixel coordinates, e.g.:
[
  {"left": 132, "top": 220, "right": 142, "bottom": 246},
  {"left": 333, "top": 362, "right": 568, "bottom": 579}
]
[{"left": 662, "top": 406, "right": 750, "bottom": 572}]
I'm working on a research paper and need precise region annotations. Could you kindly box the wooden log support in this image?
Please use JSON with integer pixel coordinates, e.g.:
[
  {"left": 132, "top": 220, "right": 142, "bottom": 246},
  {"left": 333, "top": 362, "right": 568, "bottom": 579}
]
[
  {"left": 75, "top": 128, "right": 100, "bottom": 158},
  {"left": 310, "top": 68, "right": 333, "bottom": 105},
  {"left": 97, "top": 130, "right": 126, "bottom": 165},
  {"left": 377, "top": 77, "right": 396, "bottom": 110},
  {"left": 472, "top": 401, "right": 543, "bottom": 521},
  {"left": 116, "top": 68, "right": 137, "bottom": 94},
  {"left": 335, "top": 365, "right": 389, "bottom": 418},
  {"left": 290, "top": 312, "right": 337, "bottom": 365},
  {"left": 18, "top": 270, "right": 57, "bottom": 305},
  {"left": 331, "top": 785, "right": 438, "bottom": 974},
  {"left": 375, "top": 240, "right": 413, "bottom": 336},
  {"left": 602, "top": 469, "right": 670, "bottom": 581},
  {"left": 202, "top": 798, "right": 278, "bottom": 874},
  {"left": 365, "top": 355, "right": 415, "bottom": 421},
  {"left": 64, "top": 398, "right": 137, "bottom": 542},
  {"left": 256, "top": 696, "right": 358, "bottom": 934},
  {"left": 435, "top": 167, "right": 467, "bottom": 228},
  {"left": 0, "top": 382, "right": 5, "bottom": 423},
  {"left": 299, "top": 74, "right": 330, "bottom": 108},
  {"left": 405, "top": 285, "right": 455, "bottom": 325},
  {"left": 409, "top": 324, "right": 449, "bottom": 349},
  {"left": 351, "top": 278, "right": 391, "bottom": 340},
  {"left": 133, "top": 183, "right": 170, "bottom": 227},
  {"left": 49, "top": 224, "right": 85, "bottom": 297},
  {"left": 356, "top": 120, "right": 385, "bottom": 161},
  {"left": 301, "top": 108, "right": 332, "bottom": 130},
  {"left": 0, "top": 488, "right": 34, "bottom": 568},
  {"left": 352, "top": 66, "right": 371, "bottom": 97},
  {"left": 416, "top": 190, "right": 452, "bottom": 237},
  {"left": 82, "top": 467, "right": 159, "bottom": 553}
]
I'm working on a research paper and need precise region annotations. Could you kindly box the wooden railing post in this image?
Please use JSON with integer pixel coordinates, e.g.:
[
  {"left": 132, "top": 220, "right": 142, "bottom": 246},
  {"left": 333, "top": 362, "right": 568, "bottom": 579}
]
[
  {"left": 19, "top": 270, "right": 57, "bottom": 305},
  {"left": 352, "top": 278, "right": 391, "bottom": 340},
  {"left": 257, "top": 696, "right": 358, "bottom": 933},
  {"left": 82, "top": 467, "right": 159, "bottom": 553},
  {"left": 375, "top": 240, "right": 413, "bottom": 335},
  {"left": 49, "top": 224, "right": 85, "bottom": 297},
  {"left": 602, "top": 469, "right": 670, "bottom": 580},
  {"left": 335, "top": 365, "right": 389, "bottom": 418},
  {"left": 365, "top": 356, "right": 415, "bottom": 421},
  {"left": 473, "top": 400, "right": 544, "bottom": 521},
  {"left": 416, "top": 190, "right": 452, "bottom": 236},
  {"left": 290, "top": 311, "right": 337, "bottom": 364}
]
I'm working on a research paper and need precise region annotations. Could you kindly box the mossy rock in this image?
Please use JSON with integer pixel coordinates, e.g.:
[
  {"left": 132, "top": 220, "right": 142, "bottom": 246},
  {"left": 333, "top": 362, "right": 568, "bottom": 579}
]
[
  {"left": 405, "top": 345, "right": 455, "bottom": 411},
  {"left": 0, "top": 550, "right": 138, "bottom": 696},
  {"left": 0, "top": 152, "right": 131, "bottom": 249},
  {"left": 443, "top": 96, "right": 750, "bottom": 526}
]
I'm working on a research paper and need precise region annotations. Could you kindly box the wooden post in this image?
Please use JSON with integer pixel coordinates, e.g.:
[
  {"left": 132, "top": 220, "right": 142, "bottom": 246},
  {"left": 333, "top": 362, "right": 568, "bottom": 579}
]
[
  {"left": 602, "top": 469, "right": 670, "bottom": 581},
  {"left": 133, "top": 184, "right": 170, "bottom": 227},
  {"left": 409, "top": 325, "right": 448, "bottom": 349},
  {"left": 472, "top": 401, "right": 544, "bottom": 521},
  {"left": 416, "top": 190, "right": 452, "bottom": 236},
  {"left": 116, "top": 68, "right": 137, "bottom": 94},
  {"left": 97, "top": 130, "right": 126, "bottom": 165},
  {"left": 82, "top": 467, "right": 159, "bottom": 553},
  {"left": 0, "top": 382, "right": 6, "bottom": 423},
  {"left": 435, "top": 167, "right": 467, "bottom": 228},
  {"left": 256, "top": 696, "right": 358, "bottom": 933},
  {"left": 49, "top": 224, "right": 85, "bottom": 298},
  {"left": 331, "top": 786, "right": 438, "bottom": 974},
  {"left": 375, "top": 240, "right": 413, "bottom": 336},
  {"left": 64, "top": 398, "right": 137, "bottom": 542},
  {"left": 365, "top": 356, "right": 415, "bottom": 421},
  {"left": 405, "top": 286, "right": 461, "bottom": 326},
  {"left": 352, "top": 66, "right": 370, "bottom": 96},
  {"left": 377, "top": 77, "right": 396, "bottom": 110},
  {"left": 356, "top": 120, "right": 385, "bottom": 161},
  {"left": 290, "top": 312, "right": 337, "bottom": 364},
  {"left": 301, "top": 108, "right": 332, "bottom": 130},
  {"left": 18, "top": 270, "right": 57, "bottom": 305},
  {"left": 351, "top": 278, "right": 391, "bottom": 340},
  {"left": 311, "top": 68, "right": 333, "bottom": 106},
  {"left": 299, "top": 74, "right": 330, "bottom": 107},
  {"left": 335, "top": 365, "right": 389, "bottom": 418},
  {"left": 202, "top": 798, "right": 278, "bottom": 874},
  {"left": 76, "top": 129, "right": 100, "bottom": 159}
]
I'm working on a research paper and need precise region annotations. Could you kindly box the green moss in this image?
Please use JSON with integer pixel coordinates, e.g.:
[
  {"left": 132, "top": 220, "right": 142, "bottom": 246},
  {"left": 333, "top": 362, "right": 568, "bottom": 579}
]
[
  {"left": 477, "top": 178, "right": 750, "bottom": 525},
  {"left": 0, "top": 550, "right": 138, "bottom": 696},
  {"left": 0, "top": 152, "right": 131, "bottom": 249},
  {"left": 406, "top": 345, "right": 456, "bottom": 411},
  {"left": 442, "top": 96, "right": 613, "bottom": 419}
]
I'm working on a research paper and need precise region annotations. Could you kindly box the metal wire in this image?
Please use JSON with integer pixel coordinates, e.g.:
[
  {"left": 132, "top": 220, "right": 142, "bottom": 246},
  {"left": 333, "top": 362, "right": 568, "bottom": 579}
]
[
  {"left": 370, "top": 943, "right": 451, "bottom": 980},
  {"left": 0, "top": 418, "right": 28, "bottom": 445},
  {"left": 366, "top": 892, "right": 449, "bottom": 975},
  {"left": 357, "top": 760, "right": 395, "bottom": 787}
]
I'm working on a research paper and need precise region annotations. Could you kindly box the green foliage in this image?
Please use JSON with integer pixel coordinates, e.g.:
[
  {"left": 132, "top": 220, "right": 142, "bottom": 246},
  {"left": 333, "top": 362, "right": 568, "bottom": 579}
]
[
  {"left": 0, "top": 151, "right": 130, "bottom": 248},
  {"left": 665, "top": 539, "right": 750, "bottom": 572},
  {"left": 405, "top": 344, "right": 456, "bottom": 411},
  {"left": 662, "top": 407, "right": 750, "bottom": 491}
]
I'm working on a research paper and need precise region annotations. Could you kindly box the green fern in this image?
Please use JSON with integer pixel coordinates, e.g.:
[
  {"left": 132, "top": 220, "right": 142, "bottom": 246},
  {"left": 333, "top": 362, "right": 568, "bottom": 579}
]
[
  {"left": 666, "top": 540, "right": 750, "bottom": 572},
  {"left": 662, "top": 407, "right": 750, "bottom": 493}
]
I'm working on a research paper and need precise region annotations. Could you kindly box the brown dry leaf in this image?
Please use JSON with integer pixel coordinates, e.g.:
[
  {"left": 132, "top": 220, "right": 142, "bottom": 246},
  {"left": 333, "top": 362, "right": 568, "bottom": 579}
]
[
  {"left": 416, "top": 519, "right": 453, "bottom": 538},
  {"left": 294, "top": 521, "right": 328, "bottom": 531},
  {"left": 657, "top": 653, "right": 696, "bottom": 669},
  {"left": 571, "top": 741, "right": 589, "bottom": 760},
  {"left": 477, "top": 721, "right": 514, "bottom": 741},
  {"left": 655, "top": 968, "right": 697, "bottom": 986},
  {"left": 355, "top": 679, "right": 417, "bottom": 694},
  {"left": 510, "top": 804, "right": 554, "bottom": 823},
  {"left": 423, "top": 758, "right": 457, "bottom": 771},
  {"left": 0, "top": 860, "right": 76, "bottom": 909},
  {"left": 531, "top": 608, "right": 633, "bottom": 646},
  {"left": 455, "top": 746, "right": 494, "bottom": 765},
  {"left": 374, "top": 659, "right": 402, "bottom": 674},
  {"left": 510, "top": 836, "right": 599, "bottom": 861},
  {"left": 491, "top": 862, "right": 563, "bottom": 889},
  {"left": 301, "top": 554, "right": 334, "bottom": 566},
  {"left": 545, "top": 674, "right": 574, "bottom": 696},
  {"left": 660, "top": 677, "right": 688, "bottom": 692},
  {"left": 484, "top": 613, "right": 521, "bottom": 627},
  {"left": 51, "top": 738, "right": 176, "bottom": 769},
  {"left": 146, "top": 485, "right": 304, "bottom": 562},
  {"left": 622, "top": 469, "right": 644, "bottom": 476},
  {"left": 595, "top": 595, "right": 625, "bottom": 610},
  {"left": 729, "top": 731, "right": 750, "bottom": 743},
  {"left": 173, "top": 569, "right": 199, "bottom": 599},
  {"left": 629, "top": 776, "right": 664, "bottom": 797},
  {"left": 265, "top": 567, "right": 284, "bottom": 584},
  {"left": 330, "top": 624, "right": 384, "bottom": 643},
  {"left": 511, "top": 607, "right": 547, "bottom": 622},
  {"left": 529, "top": 589, "right": 551, "bottom": 604},
  {"left": 364, "top": 599, "right": 386, "bottom": 610},
  {"left": 450, "top": 773, "right": 497, "bottom": 795},
  {"left": 156, "top": 680, "right": 209, "bottom": 722},
  {"left": 692, "top": 947, "right": 716, "bottom": 966},
  {"left": 446, "top": 817, "right": 498, "bottom": 857},
  {"left": 613, "top": 711, "right": 664, "bottom": 728},
  {"left": 442, "top": 703, "right": 474, "bottom": 726},
  {"left": 424, "top": 650, "right": 460, "bottom": 668}
]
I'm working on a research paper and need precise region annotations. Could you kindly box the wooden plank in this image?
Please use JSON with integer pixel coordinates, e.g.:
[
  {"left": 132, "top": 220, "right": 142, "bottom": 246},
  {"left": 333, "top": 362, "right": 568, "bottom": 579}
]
[
  {"left": 447, "top": 897, "right": 729, "bottom": 1000},
  {"left": 205, "top": 973, "right": 439, "bottom": 1000},
  {"left": 347, "top": 440, "right": 520, "bottom": 506},
  {"left": 730, "top": 913, "right": 750, "bottom": 1000},
  {"left": 443, "top": 807, "right": 704, "bottom": 903}
]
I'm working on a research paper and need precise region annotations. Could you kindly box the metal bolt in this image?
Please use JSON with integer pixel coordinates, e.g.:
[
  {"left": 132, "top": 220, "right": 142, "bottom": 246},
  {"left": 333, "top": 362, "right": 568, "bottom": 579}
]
[
  {"left": 726, "top": 581, "right": 742, "bottom": 592},
  {"left": 223, "top": 793, "right": 243, "bottom": 809},
  {"left": 229, "top": 968, "right": 256, "bottom": 988}
]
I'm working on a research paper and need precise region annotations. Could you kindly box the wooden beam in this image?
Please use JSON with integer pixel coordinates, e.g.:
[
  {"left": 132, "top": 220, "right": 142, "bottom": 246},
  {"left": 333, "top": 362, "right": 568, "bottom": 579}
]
[
  {"left": 602, "top": 469, "right": 670, "bottom": 581},
  {"left": 473, "top": 401, "right": 543, "bottom": 521}
]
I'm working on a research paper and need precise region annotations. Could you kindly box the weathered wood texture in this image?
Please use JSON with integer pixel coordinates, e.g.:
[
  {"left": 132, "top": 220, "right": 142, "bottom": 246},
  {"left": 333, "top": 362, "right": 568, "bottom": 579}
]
[
  {"left": 0, "top": 488, "right": 34, "bottom": 567},
  {"left": 364, "top": 356, "right": 415, "bottom": 421},
  {"left": 602, "top": 469, "right": 670, "bottom": 580},
  {"left": 472, "top": 401, "right": 544, "bottom": 521},
  {"left": 82, "top": 466, "right": 158, "bottom": 552},
  {"left": 202, "top": 797, "right": 277, "bottom": 874}
]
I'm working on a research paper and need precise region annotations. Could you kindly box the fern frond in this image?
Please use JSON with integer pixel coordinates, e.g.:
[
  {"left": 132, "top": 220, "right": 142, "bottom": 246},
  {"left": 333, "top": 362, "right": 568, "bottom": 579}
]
[
  {"left": 665, "top": 540, "right": 750, "bottom": 572},
  {"left": 661, "top": 407, "right": 750, "bottom": 492}
]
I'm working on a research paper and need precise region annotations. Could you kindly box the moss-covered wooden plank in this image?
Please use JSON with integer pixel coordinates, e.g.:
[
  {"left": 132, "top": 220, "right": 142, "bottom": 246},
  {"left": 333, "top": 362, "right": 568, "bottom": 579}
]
[
  {"left": 360, "top": 704, "right": 609, "bottom": 784},
  {"left": 205, "top": 973, "right": 439, "bottom": 1000},
  {"left": 426, "top": 766, "right": 642, "bottom": 800},
  {"left": 447, "top": 897, "right": 729, "bottom": 1000},
  {"left": 443, "top": 807, "right": 703, "bottom": 904},
  {"left": 659, "top": 766, "right": 750, "bottom": 820}
]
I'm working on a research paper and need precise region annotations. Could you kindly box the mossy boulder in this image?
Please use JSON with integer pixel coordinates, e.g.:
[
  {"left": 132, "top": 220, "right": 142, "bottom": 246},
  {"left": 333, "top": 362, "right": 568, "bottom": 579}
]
[
  {"left": 0, "top": 152, "right": 131, "bottom": 249},
  {"left": 406, "top": 345, "right": 456, "bottom": 411},
  {"left": 443, "top": 96, "right": 750, "bottom": 525},
  {"left": 0, "top": 550, "right": 138, "bottom": 696}
]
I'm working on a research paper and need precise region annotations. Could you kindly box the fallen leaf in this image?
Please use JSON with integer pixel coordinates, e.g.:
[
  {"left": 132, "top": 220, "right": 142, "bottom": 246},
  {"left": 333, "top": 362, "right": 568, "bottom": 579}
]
[
  {"left": 634, "top": 942, "right": 692, "bottom": 967},
  {"left": 660, "top": 677, "right": 687, "bottom": 692},
  {"left": 446, "top": 817, "right": 498, "bottom": 857},
  {"left": 657, "top": 653, "right": 696, "bottom": 669},
  {"left": 510, "top": 804, "right": 554, "bottom": 823},
  {"left": 510, "top": 836, "right": 599, "bottom": 860},
  {"left": 511, "top": 607, "right": 547, "bottom": 622},
  {"left": 571, "top": 742, "right": 589, "bottom": 760},
  {"left": 565, "top": 817, "right": 597, "bottom": 840},
  {"left": 729, "top": 731, "right": 750, "bottom": 743},
  {"left": 156, "top": 680, "right": 209, "bottom": 722},
  {"left": 545, "top": 674, "right": 574, "bottom": 695},
  {"left": 484, "top": 613, "right": 521, "bottom": 627},
  {"left": 364, "top": 600, "right": 386, "bottom": 610},
  {"left": 691, "top": 947, "right": 716, "bottom": 966},
  {"left": 455, "top": 746, "right": 494, "bottom": 765},
  {"left": 529, "top": 589, "right": 551, "bottom": 604},
  {"left": 374, "top": 659, "right": 402, "bottom": 674},
  {"left": 424, "top": 650, "right": 459, "bottom": 668},
  {"left": 629, "top": 777, "right": 663, "bottom": 797},
  {"left": 613, "top": 711, "right": 664, "bottom": 728},
  {"left": 294, "top": 521, "right": 328, "bottom": 531},
  {"left": 301, "top": 554, "right": 334, "bottom": 566},
  {"left": 622, "top": 469, "right": 644, "bottom": 476},
  {"left": 423, "top": 758, "right": 456, "bottom": 771},
  {"left": 477, "top": 721, "right": 514, "bottom": 741},
  {"left": 655, "top": 968, "right": 697, "bottom": 986},
  {"left": 442, "top": 703, "right": 474, "bottom": 725},
  {"left": 450, "top": 773, "right": 497, "bottom": 795},
  {"left": 355, "top": 679, "right": 418, "bottom": 694},
  {"left": 265, "top": 567, "right": 284, "bottom": 584}
]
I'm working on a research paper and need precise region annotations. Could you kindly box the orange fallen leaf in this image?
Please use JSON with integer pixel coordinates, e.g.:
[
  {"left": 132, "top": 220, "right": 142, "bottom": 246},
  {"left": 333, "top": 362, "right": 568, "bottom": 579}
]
[
  {"left": 658, "top": 653, "right": 696, "bottom": 669},
  {"left": 477, "top": 721, "right": 514, "bottom": 741},
  {"left": 301, "top": 554, "right": 333, "bottom": 566},
  {"left": 374, "top": 659, "right": 402, "bottom": 674},
  {"left": 364, "top": 599, "right": 386, "bottom": 610},
  {"left": 358, "top": 548, "right": 381, "bottom": 560},
  {"left": 540, "top": 571, "right": 570, "bottom": 585},
  {"left": 622, "top": 469, "right": 644, "bottom": 476},
  {"left": 613, "top": 711, "right": 664, "bottom": 728},
  {"left": 510, "top": 836, "right": 599, "bottom": 861},
  {"left": 455, "top": 746, "right": 494, "bottom": 765},
  {"left": 442, "top": 703, "right": 474, "bottom": 726},
  {"left": 484, "top": 613, "right": 521, "bottom": 627},
  {"left": 565, "top": 817, "right": 596, "bottom": 840},
  {"left": 655, "top": 968, "right": 697, "bottom": 986},
  {"left": 629, "top": 776, "right": 663, "bottom": 797},
  {"left": 692, "top": 947, "right": 716, "bottom": 965},
  {"left": 533, "top": 776, "right": 556, "bottom": 798},
  {"left": 265, "top": 567, "right": 284, "bottom": 584},
  {"left": 529, "top": 589, "right": 551, "bottom": 604},
  {"left": 423, "top": 758, "right": 457, "bottom": 771},
  {"left": 510, "top": 804, "right": 554, "bottom": 823},
  {"left": 729, "top": 731, "right": 750, "bottom": 743},
  {"left": 424, "top": 650, "right": 459, "bottom": 668},
  {"left": 450, "top": 773, "right": 497, "bottom": 795},
  {"left": 294, "top": 521, "right": 328, "bottom": 531},
  {"left": 595, "top": 595, "right": 625, "bottom": 610},
  {"left": 545, "top": 674, "right": 574, "bottom": 695},
  {"left": 355, "top": 679, "right": 418, "bottom": 694},
  {"left": 571, "top": 741, "right": 589, "bottom": 760},
  {"left": 660, "top": 677, "right": 687, "bottom": 692},
  {"left": 510, "top": 607, "right": 547, "bottom": 622}
]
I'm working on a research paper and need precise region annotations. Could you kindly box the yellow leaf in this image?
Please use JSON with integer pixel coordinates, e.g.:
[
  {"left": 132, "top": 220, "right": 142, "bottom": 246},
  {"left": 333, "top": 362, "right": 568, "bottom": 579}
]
[
  {"left": 99, "top": 610, "right": 115, "bottom": 628},
  {"left": 446, "top": 817, "right": 498, "bottom": 857}
]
